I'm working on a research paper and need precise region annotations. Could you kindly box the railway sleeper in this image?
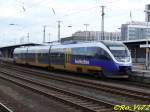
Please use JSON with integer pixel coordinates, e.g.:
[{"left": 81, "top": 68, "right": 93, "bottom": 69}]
[
  {"left": 57, "top": 94, "right": 72, "bottom": 98},
  {"left": 73, "top": 101, "right": 100, "bottom": 108},
  {"left": 96, "top": 108, "right": 111, "bottom": 111},
  {"left": 64, "top": 98, "right": 77, "bottom": 101},
  {"left": 57, "top": 96, "right": 74, "bottom": 100},
  {"left": 90, "top": 106, "right": 107, "bottom": 109},
  {"left": 95, "top": 109, "right": 112, "bottom": 112},
  {"left": 0, "top": 72, "right": 114, "bottom": 112},
  {"left": 60, "top": 95, "right": 78, "bottom": 99},
  {"left": 72, "top": 100, "right": 88, "bottom": 103},
  {"left": 83, "top": 104, "right": 99, "bottom": 107},
  {"left": 90, "top": 108, "right": 110, "bottom": 112}
]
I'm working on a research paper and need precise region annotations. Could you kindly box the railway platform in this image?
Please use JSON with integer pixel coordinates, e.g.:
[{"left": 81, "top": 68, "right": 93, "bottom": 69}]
[{"left": 131, "top": 63, "right": 150, "bottom": 83}]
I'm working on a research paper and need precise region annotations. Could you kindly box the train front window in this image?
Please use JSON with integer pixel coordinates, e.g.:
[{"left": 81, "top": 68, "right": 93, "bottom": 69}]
[
  {"left": 109, "top": 46, "right": 129, "bottom": 57},
  {"left": 101, "top": 41, "right": 130, "bottom": 62},
  {"left": 109, "top": 46, "right": 130, "bottom": 62}
]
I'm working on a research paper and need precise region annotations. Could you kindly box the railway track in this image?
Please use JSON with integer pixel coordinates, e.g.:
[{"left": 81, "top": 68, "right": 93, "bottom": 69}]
[
  {"left": 1, "top": 63, "right": 150, "bottom": 89},
  {"left": 1, "top": 63, "right": 150, "bottom": 103},
  {"left": 104, "top": 78, "right": 150, "bottom": 90},
  {"left": 0, "top": 102, "right": 13, "bottom": 112},
  {"left": 0, "top": 67, "right": 114, "bottom": 112}
]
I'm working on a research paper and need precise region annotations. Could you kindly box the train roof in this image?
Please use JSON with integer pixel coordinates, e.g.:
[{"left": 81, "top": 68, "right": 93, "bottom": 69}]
[
  {"left": 52, "top": 41, "right": 124, "bottom": 48},
  {"left": 101, "top": 41, "right": 124, "bottom": 46},
  {"left": 14, "top": 41, "right": 124, "bottom": 54},
  {"left": 14, "top": 45, "right": 49, "bottom": 53}
]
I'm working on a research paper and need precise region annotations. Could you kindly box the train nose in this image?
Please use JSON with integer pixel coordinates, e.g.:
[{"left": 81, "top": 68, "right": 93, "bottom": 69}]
[{"left": 119, "top": 66, "right": 132, "bottom": 73}]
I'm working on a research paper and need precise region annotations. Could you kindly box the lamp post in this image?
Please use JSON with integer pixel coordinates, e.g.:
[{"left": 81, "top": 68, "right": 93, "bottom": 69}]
[
  {"left": 68, "top": 25, "right": 73, "bottom": 36},
  {"left": 57, "top": 20, "right": 62, "bottom": 43},
  {"left": 27, "top": 32, "right": 29, "bottom": 43},
  {"left": 43, "top": 25, "right": 51, "bottom": 43},
  {"left": 48, "top": 33, "right": 51, "bottom": 43},
  {"left": 84, "top": 24, "right": 89, "bottom": 41},
  {"left": 144, "top": 9, "right": 150, "bottom": 70},
  {"left": 43, "top": 25, "right": 46, "bottom": 43},
  {"left": 9, "top": 23, "right": 29, "bottom": 43}
]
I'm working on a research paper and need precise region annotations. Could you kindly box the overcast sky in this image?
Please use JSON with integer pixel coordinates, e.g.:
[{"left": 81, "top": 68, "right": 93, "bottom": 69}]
[{"left": 0, "top": 0, "right": 149, "bottom": 46}]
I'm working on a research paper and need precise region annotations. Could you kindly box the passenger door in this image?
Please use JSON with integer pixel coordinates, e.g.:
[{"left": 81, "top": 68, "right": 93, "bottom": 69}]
[{"left": 65, "top": 48, "right": 71, "bottom": 68}]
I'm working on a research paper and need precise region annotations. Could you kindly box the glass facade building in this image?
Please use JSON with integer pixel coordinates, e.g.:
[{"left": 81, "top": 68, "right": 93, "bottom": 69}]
[
  {"left": 121, "top": 21, "right": 150, "bottom": 41},
  {"left": 71, "top": 31, "right": 121, "bottom": 41},
  {"left": 145, "top": 4, "right": 150, "bottom": 22}
]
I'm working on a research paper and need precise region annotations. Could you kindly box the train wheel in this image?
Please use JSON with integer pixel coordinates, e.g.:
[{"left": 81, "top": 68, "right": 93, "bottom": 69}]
[
  {"left": 94, "top": 71, "right": 105, "bottom": 79},
  {"left": 99, "top": 71, "right": 106, "bottom": 79},
  {"left": 48, "top": 66, "right": 54, "bottom": 72},
  {"left": 93, "top": 73, "right": 100, "bottom": 78}
]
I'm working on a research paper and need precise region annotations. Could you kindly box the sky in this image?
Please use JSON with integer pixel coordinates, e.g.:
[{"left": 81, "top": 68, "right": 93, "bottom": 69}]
[{"left": 0, "top": 0, "right": 149, "bottom": 46}]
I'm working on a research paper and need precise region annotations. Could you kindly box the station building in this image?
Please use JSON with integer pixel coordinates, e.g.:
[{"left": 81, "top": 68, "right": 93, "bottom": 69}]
[
  {"left": 121, "top": 21, "right": 150, "bottom": 41},
  {"left": 124, "top": 39, "right": 150, "bottom": 62},
  {"left": 0, "top": 43, "right": 41, "bottom": 59},
  {"left": 145, "top": 4, "right": 150, "bottom": 22},
  {"left": 65, "top": 31, "right": 121, "bottom": 41}
]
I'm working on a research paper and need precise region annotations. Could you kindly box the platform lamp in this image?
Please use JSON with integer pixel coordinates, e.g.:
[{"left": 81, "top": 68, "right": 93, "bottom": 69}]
[
  {"left": 9, "top": 23, "right": 29, "bottom": 44},
  {"left": 144, "top": 9, "right": 150, "bottom": 70},
  {"left": 43, "top": 25, "right": 51, "bottom": 43}
]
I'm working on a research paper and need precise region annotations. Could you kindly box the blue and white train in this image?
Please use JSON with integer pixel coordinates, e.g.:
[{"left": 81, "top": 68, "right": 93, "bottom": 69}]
[{"left": 13, "top": 41, "right": 132, "bottom": 78}]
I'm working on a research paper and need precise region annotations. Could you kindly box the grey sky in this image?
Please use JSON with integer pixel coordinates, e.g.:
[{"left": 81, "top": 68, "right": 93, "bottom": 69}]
[{"left": 0, "top": 0, "right": 149, "bottom": 46}]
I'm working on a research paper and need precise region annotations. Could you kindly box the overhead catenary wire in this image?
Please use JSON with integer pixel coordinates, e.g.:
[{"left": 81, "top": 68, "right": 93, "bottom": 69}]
[
  {"left": 12, "top": 0, "right": 147, "bottom": 38},
  {"left": 12, "top": 0, "right": 145, "bottom": 30},
  {"left": 14, "top": 0, "right": 122, "bottom": 18},
  {"left": 13, "top": 0, "right": 128, "bottom": 29},
  {"left": 13, "top": 0, "right": 143, "bottom": 20}
]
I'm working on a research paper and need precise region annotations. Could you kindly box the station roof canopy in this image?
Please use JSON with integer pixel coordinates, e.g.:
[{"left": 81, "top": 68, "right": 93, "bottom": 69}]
[
  {"left": 140, "top": 44, "right": 150, "bottom": 48},
  {"left": 0, "top": 43, "right": 41, "bottom": 50},
  {"left": 123, "top": 39, "right": 150, "bottom": 47}
]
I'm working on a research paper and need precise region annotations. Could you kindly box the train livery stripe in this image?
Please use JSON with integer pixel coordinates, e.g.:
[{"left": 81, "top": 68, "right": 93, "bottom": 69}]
[
  {"left": 16, "top": 60, "right": 26, "bottom": 64},
  {"left": 16, "top": 59, "right": 49, "bottom": 67},
  {"left": 51, "top": 63, "right": 102, "bottom": 72},
  {"left": 28, "top": 62, "right": 49, "bottom": 67},
  {"left": 51, "top": 64, "right": 65, "bottom": 69},
  {"left": 67, "top": 63, "right": 102, "bottom": 72}
]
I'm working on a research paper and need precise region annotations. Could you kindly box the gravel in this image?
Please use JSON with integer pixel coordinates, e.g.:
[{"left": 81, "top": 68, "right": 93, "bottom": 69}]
[{"left": 0, "top": 78, "right": 81, "bottom": 112}]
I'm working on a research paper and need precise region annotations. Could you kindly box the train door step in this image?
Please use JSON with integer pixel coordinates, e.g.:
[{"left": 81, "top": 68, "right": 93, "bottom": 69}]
[{"left": 77, "top": 67, "right": 82, "bottom": 72}]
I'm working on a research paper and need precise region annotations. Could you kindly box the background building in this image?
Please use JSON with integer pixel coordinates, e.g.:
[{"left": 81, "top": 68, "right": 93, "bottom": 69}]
[
  {"left": 61, "top": 31, "right": 121, "bottom": 42},
  {"left": 121, "top": 21, "right": 150, "bottom": 41},
  {"left": 145, "top": 4, "right": 150, "bottom": 22}
]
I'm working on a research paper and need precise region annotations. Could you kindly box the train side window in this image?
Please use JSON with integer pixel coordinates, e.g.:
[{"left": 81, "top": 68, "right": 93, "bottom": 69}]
[
  {"left": 96, "top": 48, "right": 111, "bottom": 60},
  {"left": 72, "top": 47, "right": 97, "bottom": 57},
  {"left": 87, "top": 47, "right": 97, "bottom": 57}
]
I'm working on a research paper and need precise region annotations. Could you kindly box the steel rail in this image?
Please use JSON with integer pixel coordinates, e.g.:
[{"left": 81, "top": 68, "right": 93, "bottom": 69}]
[
  {"left": 1, "top": 64, "right": 150, "bottom": 102},
  {"left": 0, "top": 69, "right": 115, "bottom": 112},
  {"left": 0, "top": 103, "right": 13, "bottom": 112}
]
